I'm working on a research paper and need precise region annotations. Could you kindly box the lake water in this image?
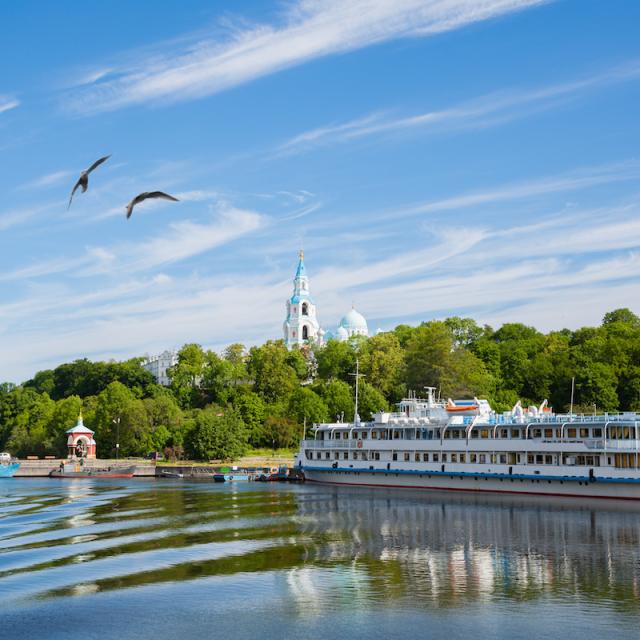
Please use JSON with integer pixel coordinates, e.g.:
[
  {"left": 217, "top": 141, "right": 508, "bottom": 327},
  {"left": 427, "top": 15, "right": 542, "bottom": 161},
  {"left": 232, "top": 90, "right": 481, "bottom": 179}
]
[{"left": 1, "top": 479, "right": 639, "bottom": 639}]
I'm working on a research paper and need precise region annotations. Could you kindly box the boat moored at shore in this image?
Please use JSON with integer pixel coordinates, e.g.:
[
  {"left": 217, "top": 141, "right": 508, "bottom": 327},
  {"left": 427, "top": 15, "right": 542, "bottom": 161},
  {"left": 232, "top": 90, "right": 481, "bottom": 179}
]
[
  {"left": 49, "top": 461, "right": 136, "bottom": 479},
  {"left": 296, "top": 387, "right": 640, "bottom": 500},
  {"left": 0, "top": 452, "right": 20, "bottom": 478}
]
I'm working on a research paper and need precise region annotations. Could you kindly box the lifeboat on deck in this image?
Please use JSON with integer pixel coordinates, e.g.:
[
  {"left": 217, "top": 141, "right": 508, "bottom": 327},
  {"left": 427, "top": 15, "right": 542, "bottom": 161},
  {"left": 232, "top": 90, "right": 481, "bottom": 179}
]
[{"left": 446, "top": 399, "right": 480, "bottom": 415}]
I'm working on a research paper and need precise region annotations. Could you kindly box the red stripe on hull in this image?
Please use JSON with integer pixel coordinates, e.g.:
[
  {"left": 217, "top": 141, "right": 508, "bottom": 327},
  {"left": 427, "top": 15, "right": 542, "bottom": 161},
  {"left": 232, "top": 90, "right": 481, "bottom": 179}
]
[{"left": 305, "top": 477, "right": 640, "bottom": 501}]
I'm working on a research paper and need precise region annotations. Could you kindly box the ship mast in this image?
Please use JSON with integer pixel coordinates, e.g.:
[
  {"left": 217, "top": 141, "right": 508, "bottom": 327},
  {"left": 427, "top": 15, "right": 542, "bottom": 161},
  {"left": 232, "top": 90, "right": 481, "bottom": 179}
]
[{"left": 349, "top": 358, "right": 365, "bottom": 425}]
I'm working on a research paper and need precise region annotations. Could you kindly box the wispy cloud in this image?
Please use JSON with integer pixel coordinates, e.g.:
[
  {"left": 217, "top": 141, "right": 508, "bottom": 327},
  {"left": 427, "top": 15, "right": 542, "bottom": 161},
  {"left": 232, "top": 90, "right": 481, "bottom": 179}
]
[
  {"left": 277, "top": 59, "right": 640, "bottom": 154},
  {"left": 62, "top": 0, "right": 550, "bottom": 114},
  {"left": 18, "top": 170, "right": 74, "bottom": 191},
  {"left": 0, "top": 95, "right": 20, "bottom": 114},
  {"left": 386, "top": 160, "right": 640, "bottom": 219},
  {"left": 125, "top": 205, "right": 265, "bottom": 271}
]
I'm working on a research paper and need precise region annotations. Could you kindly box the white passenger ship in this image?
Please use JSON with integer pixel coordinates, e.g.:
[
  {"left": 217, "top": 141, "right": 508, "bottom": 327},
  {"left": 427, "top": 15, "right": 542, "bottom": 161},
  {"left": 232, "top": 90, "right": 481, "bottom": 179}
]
[{"left": 296, "top": 387, "right": 640, "bottom": 500}]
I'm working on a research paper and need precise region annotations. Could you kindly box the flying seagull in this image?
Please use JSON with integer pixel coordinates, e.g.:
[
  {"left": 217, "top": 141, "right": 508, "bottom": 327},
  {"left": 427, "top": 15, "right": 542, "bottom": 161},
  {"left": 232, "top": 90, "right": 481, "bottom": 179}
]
[
  {"left": 125, "top": 191, "right": 179, "bottom": 219},
  {"left": 67, "top": 155, "right": 111, "bottom": 209}
]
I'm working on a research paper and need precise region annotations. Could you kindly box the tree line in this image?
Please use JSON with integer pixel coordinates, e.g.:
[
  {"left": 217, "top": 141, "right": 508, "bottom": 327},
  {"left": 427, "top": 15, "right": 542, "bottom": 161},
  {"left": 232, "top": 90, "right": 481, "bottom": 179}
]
[{"left": 2, "top": 308, "right": 640, "bottom": 461}]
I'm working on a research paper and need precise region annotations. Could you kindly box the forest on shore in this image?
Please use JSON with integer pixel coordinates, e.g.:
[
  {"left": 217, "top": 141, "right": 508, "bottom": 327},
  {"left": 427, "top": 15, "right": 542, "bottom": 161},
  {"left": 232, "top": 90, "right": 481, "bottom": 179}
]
[{"left": 2, "top": 308, "right": 640, "bottom": 461}]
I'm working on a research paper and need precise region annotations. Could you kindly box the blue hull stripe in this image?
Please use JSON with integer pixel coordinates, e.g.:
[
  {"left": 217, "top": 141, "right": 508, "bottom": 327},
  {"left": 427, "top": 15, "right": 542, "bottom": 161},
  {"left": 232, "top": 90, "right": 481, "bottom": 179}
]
[{"left": 302, "top": 466, "right": 640, "bottom": 484}]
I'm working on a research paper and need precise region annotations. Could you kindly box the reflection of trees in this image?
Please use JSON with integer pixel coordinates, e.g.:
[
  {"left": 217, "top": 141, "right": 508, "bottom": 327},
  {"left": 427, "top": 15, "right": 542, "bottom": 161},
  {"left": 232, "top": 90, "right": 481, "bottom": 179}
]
[
  {"left": 292, "top": 488, "right": 640, "bottom": 612},
  {"left": 9, "top": 483, "right": 640, "bottom": 613}
]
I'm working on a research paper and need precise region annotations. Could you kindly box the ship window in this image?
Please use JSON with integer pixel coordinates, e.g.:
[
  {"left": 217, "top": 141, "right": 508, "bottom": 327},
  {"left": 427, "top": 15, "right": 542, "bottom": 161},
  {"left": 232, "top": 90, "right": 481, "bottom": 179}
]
[
  {"left": 362, "top": 432, "right": 367, "bottom": 439},
  {"left": 444, "top": 431, "right": 451, "bottom": 439},
  {"left": 316, "top": 452, "right": 322, "bottom": 459},
  {"left": 580, "top": 428, "right": 589, "bottom": 438},
  {"left": 544, "top": 429, "right": 553, "bottom": 438},
  {"left": 545, "top": 455, "right": 552, "bottom": 464},
  {"left": 459, "top": 454, "right": 465, "bottom": 463},
  {"left": 334, "top": 452, "right": 339, "bottom": 459},
  {"left": 471, "top": 430, "right": 478, "bottom": 439},
  {"left": 470, "top": 453, "right": 477, "bottom": 463},
  {"left": 533, "top": 429, "right": 542, "bottom": 438},
  {"left": 415, "top": 453, "right": 420, "bottom": 462},
  {"left": 567, "top": 428, "right": 576, "bottom": 439},
  {"left": 452, "top": 430, "right": 460, "bottom": 439},
  {"left": 593, "top": 428, "right": 602, "bottom": 437},
  {"left": 433, "top": 453, "right": 439, "bottom": 462},
  {"left": 371, "top": 431, "right": 377, "bottom": 439},
  {"left": 499, "top": 454, "right": 507, "bottom": 464},
  {"left": 392, "top": 453, "right": 398, "bottom": 461},
  {"left": 353, "top": 452, "right": 358, "bottom": 460},
  {"left": 404, "top": 453, "right": 410, "bottom": 462},
  {"left": 490, "top": 454, "right": 496, "bottom": 463},
  {"left": 536, "top": 454, "right": 543, "bottom": 464},
  {"left": 528, "top": 454, "right": 534, "bottom": 464},
  {"left": 442, "top": 454, "right": 447, "bottom": 462},
  {"left": 480, "top": 430, "right": 489, "bottom": 439},
  {"left": 325, "top": 452, "right": 330, "bottom": 459},
  {"left": 501, "top": 429, "right": 508, "bottom": 439},
  {"left": 451, "top": 453, "right": 457, "bottom": 462},
  {"left": 512, "top": 429, "right": 520, "bottom": 438},
  {"left": 343, "top": 452, "right": 348, "bottom": 460},
  {"left": 423, "top": 453, "right": 429, "bottom": 462},
  {"left": 479, "top": 454, "right": 486, "bottom": 464}
]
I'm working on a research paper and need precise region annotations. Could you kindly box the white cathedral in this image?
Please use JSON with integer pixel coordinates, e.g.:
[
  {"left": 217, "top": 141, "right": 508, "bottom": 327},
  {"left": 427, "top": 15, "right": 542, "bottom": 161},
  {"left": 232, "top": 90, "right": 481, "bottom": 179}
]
[{"left": 283, "top": 251, "right": 369, "bottom": 348}]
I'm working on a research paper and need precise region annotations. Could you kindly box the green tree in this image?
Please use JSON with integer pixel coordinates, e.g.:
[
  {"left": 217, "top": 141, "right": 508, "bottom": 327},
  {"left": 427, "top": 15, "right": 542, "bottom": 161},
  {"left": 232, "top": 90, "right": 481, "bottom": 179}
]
[
  {"left": 315, "top": 339, "right": 357, "bottom": 382},
  {"left": 247, "top": 340, "right": 300, "bottom": 402},
  {"left": 360, "top": 332, "right": 406, "bottom": 401},
  {"left": 186, "top": 407, "right": 247, "bottom": 461},
  {"left": 356, "top": 382, "right": 389, "bottom": 420},
  {"left": 317, "top": 379, "right": 354, "bottom": 422},
  {"left": 45, "top": 395, "right": 83, "bottom": 456},
  {"left": 168, "top": 344, "right": 207, "bottom": 408},
  {"left": 287, "top": 387, "right": 328, "bottom": 425},
  {"left": 234, "top": 390, "right": 266, "bottom": 447}
]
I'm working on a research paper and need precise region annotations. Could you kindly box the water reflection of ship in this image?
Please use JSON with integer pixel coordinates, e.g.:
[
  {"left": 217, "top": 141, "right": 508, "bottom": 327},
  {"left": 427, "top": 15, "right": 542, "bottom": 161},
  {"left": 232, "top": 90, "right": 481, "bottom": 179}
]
[{"left": 288, "top": 487, "right": 640, "bottom": 609}]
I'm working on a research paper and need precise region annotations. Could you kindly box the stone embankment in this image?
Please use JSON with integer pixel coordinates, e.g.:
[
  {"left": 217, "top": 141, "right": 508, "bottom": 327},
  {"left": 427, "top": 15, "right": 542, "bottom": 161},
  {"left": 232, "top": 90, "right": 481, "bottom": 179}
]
[{"left": 15, "top": 459, "right": 157, "bottom": 477}]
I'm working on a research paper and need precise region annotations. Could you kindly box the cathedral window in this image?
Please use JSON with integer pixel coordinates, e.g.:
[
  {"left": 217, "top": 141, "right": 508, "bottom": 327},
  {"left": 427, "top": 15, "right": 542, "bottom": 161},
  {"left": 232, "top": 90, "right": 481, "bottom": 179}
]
[
  {"left": 302, "top": 325, "right": 309, "bottom": 340},
  {"left": 302, "top": 303, "right": 308, "bottom": 316}
]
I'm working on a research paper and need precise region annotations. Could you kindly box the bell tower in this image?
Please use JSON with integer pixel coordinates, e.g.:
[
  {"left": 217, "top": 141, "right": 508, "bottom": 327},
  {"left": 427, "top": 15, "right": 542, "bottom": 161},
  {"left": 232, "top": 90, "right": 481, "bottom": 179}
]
[{"left": 283, "top": 250, "right": 322, "bottom": 348}]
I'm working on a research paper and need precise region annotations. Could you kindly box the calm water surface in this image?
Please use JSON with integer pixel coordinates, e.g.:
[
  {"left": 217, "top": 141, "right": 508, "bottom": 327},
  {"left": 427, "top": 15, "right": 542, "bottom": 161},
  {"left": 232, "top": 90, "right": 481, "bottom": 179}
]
[{"left": 1, "top": 479, "right": 639, "bottom": 639}]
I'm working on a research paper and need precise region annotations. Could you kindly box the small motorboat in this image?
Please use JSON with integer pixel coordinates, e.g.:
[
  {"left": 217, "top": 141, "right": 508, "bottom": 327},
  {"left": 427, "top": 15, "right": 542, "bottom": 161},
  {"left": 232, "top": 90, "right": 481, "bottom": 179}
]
[
  {"left": 0, "top": 452, "right": 19, "bottom": 478},
  {"left": 50, "top": 463, "right": 136, "bottom": 479},
  {"left": 159, "top": 470, "right": 184, "bottom": 479},
  {"left": 213, "top": 473, "right": 250, "bottom": 483}
]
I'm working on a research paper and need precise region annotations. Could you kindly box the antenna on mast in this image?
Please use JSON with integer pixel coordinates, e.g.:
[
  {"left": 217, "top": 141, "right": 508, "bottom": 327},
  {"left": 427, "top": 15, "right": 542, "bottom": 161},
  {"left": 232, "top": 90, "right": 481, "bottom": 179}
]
[{"left": 349, "top": 358, "right": 366, "bottom": 425}]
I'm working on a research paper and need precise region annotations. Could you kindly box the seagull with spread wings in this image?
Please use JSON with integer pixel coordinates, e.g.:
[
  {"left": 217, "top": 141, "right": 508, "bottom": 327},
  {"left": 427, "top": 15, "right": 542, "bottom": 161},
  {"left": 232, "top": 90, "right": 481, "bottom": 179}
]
[
  {"left": 67, "top": 155, "right": 111, "bottom": 209},
  {"left": 125, "top": 191, "right": 179, "bottom": 219}
]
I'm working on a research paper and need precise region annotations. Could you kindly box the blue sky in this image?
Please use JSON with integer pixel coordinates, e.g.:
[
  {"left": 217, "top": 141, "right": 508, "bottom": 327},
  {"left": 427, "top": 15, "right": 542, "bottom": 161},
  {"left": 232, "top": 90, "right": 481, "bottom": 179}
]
[{"left": 1, "top": 0, "right": 640, "bottom": 382}]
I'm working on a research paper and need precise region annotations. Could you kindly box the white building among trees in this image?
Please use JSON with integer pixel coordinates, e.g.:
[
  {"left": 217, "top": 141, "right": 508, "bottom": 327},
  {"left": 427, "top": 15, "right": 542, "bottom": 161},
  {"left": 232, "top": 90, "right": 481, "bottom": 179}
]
[{"left": 142, "top": 350, "right": 178, "bottom": 386}]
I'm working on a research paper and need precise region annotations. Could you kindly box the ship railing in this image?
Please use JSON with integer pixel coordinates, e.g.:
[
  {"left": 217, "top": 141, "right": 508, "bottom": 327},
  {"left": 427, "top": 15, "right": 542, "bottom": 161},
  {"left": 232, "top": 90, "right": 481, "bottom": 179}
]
[{"left": 598, "top": 440, "right": 640, "bottom": 451}]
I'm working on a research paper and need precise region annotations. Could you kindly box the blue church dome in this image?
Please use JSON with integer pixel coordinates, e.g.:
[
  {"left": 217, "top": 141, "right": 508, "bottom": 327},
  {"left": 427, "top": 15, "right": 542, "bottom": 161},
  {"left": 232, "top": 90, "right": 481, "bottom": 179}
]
[{"left": 339, "top": 307, "right": 368, "bottom": 335}]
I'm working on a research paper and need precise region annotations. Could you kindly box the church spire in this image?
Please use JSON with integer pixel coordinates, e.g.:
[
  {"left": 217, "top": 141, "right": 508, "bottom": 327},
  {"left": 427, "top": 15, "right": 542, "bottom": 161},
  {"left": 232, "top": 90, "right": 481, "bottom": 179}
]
[
  {"left": 284, "top": 251, "right": 321, "bottom": 348},
  {"left": 295, "top": 249, "right": 306, "bottom": 279}
]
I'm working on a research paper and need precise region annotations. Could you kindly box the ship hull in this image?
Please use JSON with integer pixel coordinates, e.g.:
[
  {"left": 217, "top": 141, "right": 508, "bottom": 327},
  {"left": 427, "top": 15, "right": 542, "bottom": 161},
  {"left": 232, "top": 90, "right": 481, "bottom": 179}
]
[
  {"left": 0, "top": 463, "right": 20, "bottom": 478},
  {"left": 302, "top": 467, "right": 640, "bottom": 500},
  {"left": 49, "top": 466, "right": 136, "bottom": 479}
]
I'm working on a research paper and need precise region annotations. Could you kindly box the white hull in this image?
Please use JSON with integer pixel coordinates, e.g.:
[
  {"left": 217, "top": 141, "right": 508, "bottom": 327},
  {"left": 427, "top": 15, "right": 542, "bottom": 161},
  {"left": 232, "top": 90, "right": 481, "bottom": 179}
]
[{"left": 302, "top": 467, "right": 640, "bottom": 500}]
